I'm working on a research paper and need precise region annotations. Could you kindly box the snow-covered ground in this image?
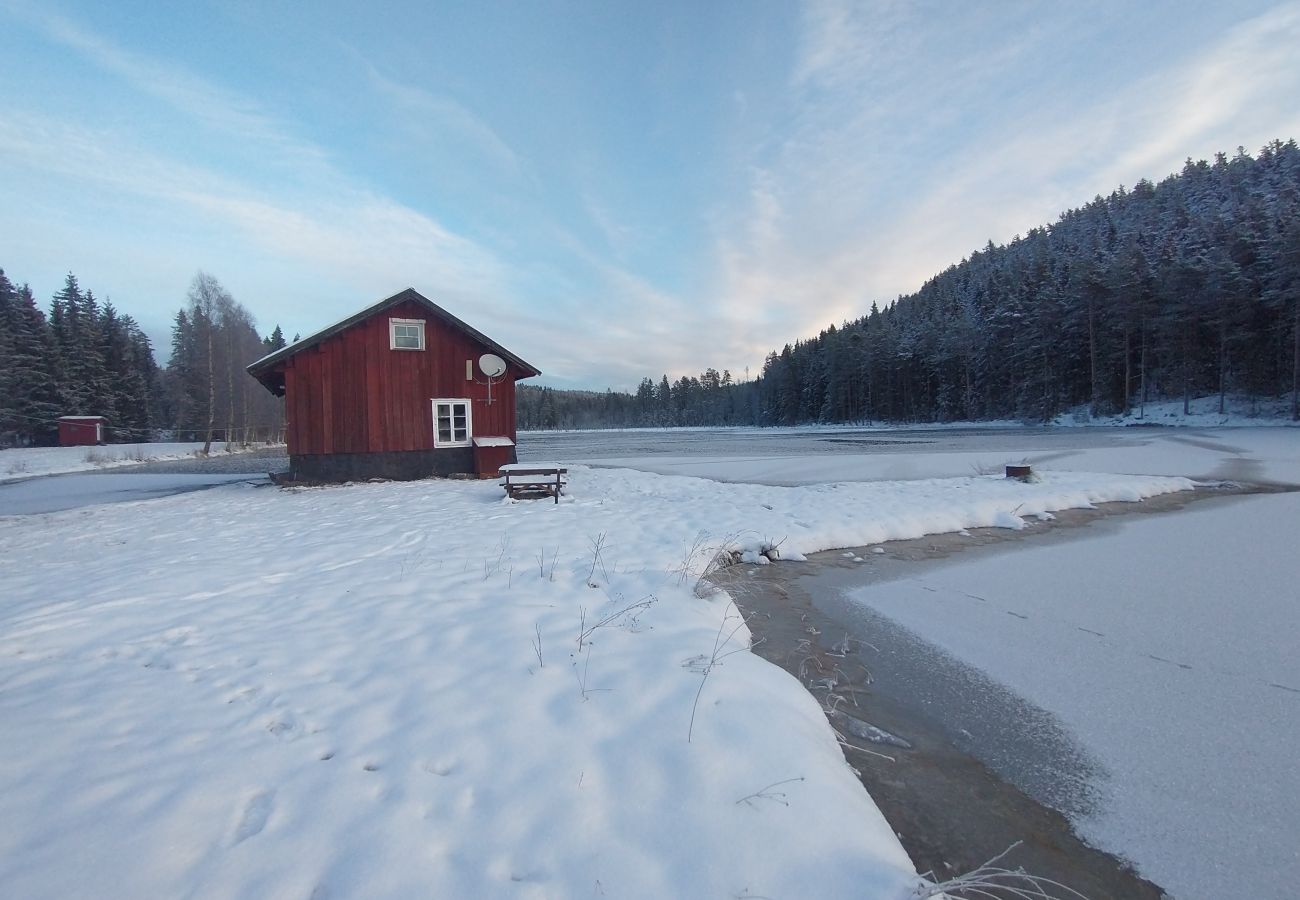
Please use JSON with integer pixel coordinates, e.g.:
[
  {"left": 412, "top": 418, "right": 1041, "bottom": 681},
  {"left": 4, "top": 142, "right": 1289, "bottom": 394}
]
[
  {"left": 849, "top": 492, "right": 1300, "bottom": 900},
  {"left": 0, "top": 465, "right": 1191, "bottom": 899},
  {"left": 1052, "top": 393, "right": 1298, "bottom": 428},
  {"left": 0, "top": 442, "right": 279, "bottom": 483}
]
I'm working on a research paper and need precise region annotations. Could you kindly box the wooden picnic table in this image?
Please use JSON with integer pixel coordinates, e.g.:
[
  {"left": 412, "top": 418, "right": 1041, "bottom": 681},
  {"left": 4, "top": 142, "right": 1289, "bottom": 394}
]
[{"left": 500, "top": 464, "right": 567, "bottom": 504}]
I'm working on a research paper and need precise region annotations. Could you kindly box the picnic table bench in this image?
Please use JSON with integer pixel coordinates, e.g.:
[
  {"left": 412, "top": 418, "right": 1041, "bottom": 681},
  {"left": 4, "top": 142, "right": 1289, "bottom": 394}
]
[{"left": 501, "top": 464, "right": 567, "bottom": 504}]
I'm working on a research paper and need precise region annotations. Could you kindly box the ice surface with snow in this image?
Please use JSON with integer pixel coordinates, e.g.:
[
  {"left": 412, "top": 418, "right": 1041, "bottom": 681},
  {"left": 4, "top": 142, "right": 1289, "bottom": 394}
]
[
  {"left": 849, "top": 491, "right": 1300, "bottom": 900},
  {"left": 0, "top": 472, "right": 261, "bottom": 515}
]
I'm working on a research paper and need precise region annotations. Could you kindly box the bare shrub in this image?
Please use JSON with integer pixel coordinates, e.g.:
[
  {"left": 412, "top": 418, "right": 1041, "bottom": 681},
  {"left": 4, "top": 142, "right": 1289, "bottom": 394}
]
[
  {"left": 915, "top": 841, "right": 1090, "bottom": 899},
  {"left": 684, "top": 600, "right": 760, "bottom": 742}
]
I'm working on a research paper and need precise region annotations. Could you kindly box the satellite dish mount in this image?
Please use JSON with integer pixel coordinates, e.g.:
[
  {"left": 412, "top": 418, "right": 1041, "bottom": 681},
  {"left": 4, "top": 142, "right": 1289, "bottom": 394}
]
[{"left": 475, "top": 353, "right": 508, "bottom": 405}]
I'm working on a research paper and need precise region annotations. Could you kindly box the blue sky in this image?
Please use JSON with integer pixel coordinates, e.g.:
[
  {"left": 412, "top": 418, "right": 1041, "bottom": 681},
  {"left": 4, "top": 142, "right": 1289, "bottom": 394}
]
[{"left": 2, "top": 0, "right": 1298, "bottom": 390}]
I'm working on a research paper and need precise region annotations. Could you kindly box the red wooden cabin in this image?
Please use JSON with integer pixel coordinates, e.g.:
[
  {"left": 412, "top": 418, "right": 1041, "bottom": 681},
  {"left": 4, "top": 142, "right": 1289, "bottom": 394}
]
[
  {"left": 247, "top": 289, "right": 540, "bottom": 482},
  {"left": 58, "top": 416, "right": 107, "bottom": 446}
]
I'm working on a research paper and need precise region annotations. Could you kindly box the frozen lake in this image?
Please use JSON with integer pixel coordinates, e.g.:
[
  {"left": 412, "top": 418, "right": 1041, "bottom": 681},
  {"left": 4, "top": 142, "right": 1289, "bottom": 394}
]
[
  {"left": 844, "top": 490, "right": 1300, "bottom": 900},
  {"left": 519, "top": 424, "right": 1300, "bottom": 486}
]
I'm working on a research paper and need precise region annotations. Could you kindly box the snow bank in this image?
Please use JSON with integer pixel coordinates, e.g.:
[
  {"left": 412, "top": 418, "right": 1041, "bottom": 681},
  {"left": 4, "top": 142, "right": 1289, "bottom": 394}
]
[
  {"left": 0, "top": 442, "right": 281, "bottom": 483},
  {"left": 0, "top": 466, "right": 1190, "bottom": 898},
  {"left": 552, "top": 467, "right": 1192, "bottom": 562}
]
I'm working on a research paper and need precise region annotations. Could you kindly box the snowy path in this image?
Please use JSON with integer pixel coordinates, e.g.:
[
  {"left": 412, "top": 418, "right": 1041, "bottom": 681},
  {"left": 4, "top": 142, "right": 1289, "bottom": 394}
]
[
  {"left": 0, "top": 466, "right": 1190, "bottom": 899},
  {"left": 849, "top": 491, "right": 1300, "bottom": 900}
]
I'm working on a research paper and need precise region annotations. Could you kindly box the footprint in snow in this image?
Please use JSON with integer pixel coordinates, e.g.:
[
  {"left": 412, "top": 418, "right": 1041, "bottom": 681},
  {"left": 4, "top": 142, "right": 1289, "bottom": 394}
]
[
  {"left": 161, "top": 626, "right": 199, "bottom": 645},
  {"left": 266, "top": 717, "right": 296, "bottom": 739},
  {"left": 232, "top": 790, "right": 275, "bottom": 845},
  {"left": 423, "top": 758, "right": 457, "bottom": 777}
]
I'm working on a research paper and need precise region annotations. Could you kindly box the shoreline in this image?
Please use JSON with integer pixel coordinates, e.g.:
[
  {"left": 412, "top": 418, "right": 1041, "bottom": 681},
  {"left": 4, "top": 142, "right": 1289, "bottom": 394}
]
[{"left": 723, "top": 483, "right": 1287, "bottom": 897}]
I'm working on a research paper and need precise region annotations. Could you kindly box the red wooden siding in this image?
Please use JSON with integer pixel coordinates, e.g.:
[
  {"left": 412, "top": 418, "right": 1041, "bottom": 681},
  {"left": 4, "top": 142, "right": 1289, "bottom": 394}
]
[{"left": 281, "top": 299, "right": 520, "bottom": 456}]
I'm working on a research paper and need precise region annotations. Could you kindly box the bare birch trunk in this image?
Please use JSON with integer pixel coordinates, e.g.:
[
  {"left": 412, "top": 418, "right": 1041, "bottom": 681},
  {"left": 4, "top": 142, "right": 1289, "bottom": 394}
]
[{"left": 203, "top": 319, "right": 214, "bottom": 455}]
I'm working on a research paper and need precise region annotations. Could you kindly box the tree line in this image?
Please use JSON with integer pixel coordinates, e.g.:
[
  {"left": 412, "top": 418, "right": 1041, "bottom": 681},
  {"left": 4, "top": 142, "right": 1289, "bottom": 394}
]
[
  {"left": 1, "top": 270, "right": 161, "bottom": 445},
  {"left": 517, "top": 370, "right": 760, "bottom": 430},
  {"left": 0, "top": 269, "right": 285, "bottom": 447},
  {"left": 521, "top": 139, "right": 1300, "bottom": 429}
]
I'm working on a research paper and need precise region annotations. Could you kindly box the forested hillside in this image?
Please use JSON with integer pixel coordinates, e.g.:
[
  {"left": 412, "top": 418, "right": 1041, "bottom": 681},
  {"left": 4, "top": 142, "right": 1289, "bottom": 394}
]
[{"left": 525, "top": 139, "right": 1300, "bottom": 429}]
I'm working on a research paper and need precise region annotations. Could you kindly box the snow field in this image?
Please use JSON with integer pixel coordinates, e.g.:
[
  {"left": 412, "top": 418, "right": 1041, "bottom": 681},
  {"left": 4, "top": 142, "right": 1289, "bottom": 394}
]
[{"left": 0, "top": 465, "right": 1191, "bottom": 898}]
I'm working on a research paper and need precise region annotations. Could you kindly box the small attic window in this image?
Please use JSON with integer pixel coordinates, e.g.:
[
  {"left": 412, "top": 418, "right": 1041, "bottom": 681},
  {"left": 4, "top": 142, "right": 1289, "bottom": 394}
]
[{"left": 390, "top": 318, "right": 425, "bottom": 350}]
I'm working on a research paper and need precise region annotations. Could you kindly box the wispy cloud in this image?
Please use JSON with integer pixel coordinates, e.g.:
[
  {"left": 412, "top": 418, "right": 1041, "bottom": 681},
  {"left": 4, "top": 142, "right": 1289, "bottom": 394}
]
[
  {"left": 356, "top": 56, "right": 525, "bottom": 179},
  {"left": 581, "top": 191, "right": 639, "bottom": 261},
  {"left": 4, "top": 2, "right": 330, "bottom": 173},
  {"left": 0, "top": 4, "right": 519, "bottom": 337},
  {"left": 0, "top": 109, "right": 508, "bottom": 297}
]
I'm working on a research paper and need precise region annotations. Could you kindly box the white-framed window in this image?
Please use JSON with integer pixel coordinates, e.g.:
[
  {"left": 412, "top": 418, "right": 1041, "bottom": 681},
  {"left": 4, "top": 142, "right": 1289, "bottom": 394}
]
[
  {"left": 389, "top": 318, "right": 425, "bottom": 350},
  {"left": 433, "top": 399, "right": 472, "bottom": 447}
]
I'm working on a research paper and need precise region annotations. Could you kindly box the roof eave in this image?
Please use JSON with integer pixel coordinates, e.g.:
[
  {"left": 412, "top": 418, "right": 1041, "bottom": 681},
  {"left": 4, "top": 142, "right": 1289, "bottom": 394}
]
[{"left": 245, "top": 288, "right": 541, "bottom": 381}]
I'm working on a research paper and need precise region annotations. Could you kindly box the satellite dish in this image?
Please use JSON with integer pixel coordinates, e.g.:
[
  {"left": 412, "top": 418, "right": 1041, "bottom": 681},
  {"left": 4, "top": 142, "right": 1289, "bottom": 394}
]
[{"left": 479, "top": 353, "right": 507, "bottom": 378}]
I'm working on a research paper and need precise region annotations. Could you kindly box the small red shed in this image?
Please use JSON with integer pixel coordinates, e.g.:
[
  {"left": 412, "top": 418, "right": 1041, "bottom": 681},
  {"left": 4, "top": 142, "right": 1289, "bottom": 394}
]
[
  {"left": 247, "top": 289, "right": 540, "bottom": 482},
  {"left": 58, "top": 416, "right": 107, "bottom": 446}
]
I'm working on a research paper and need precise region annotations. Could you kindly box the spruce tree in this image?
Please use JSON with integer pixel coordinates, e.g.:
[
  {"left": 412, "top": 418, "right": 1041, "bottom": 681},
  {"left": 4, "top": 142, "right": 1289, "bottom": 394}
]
[
  {"left": 0, "top": 272, "right": 62, "bottom": 444},
  {"left": 263, "top": 325, "right": 286, "bottom": 354}
]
